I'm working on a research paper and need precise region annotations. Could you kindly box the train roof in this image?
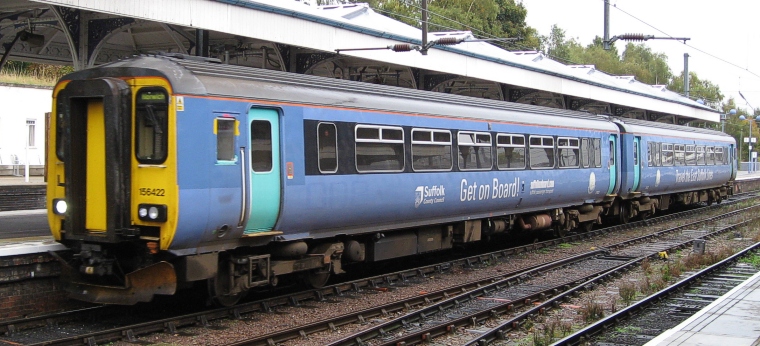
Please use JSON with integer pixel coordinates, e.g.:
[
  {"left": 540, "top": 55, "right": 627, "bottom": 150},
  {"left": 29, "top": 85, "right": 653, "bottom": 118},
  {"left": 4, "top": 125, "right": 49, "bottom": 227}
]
[
  {"left": 62, "top": 55, "right": 640, "bottom": 132},
  {"left": 612, "top": 117, "right": 735, "bottom": 143}
]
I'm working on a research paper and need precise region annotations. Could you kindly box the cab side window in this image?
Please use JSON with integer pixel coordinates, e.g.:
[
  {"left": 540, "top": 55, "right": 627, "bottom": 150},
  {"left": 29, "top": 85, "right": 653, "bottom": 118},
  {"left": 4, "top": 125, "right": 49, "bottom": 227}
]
[{"left": 216, "top": 118, "right": 237, "bottom": 162}]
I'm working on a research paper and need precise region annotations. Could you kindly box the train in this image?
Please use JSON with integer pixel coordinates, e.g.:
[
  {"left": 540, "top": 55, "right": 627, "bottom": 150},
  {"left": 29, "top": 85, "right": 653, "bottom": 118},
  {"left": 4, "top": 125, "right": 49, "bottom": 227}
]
[{"left": 46, "top": 54, "right": 736, "bottom": 305}]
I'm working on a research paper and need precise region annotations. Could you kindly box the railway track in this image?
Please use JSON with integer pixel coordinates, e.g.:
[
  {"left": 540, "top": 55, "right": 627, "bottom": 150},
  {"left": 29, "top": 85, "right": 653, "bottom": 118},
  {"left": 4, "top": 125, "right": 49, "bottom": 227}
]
[
  {"left": 315, "top": 207, "right": 760, "bottom": 346},
  {"left": 0, "top": 195, "right": 757, "bottom": 345},
  {"left": 552, "top": 242, "right": 760, "bottom": 346}
]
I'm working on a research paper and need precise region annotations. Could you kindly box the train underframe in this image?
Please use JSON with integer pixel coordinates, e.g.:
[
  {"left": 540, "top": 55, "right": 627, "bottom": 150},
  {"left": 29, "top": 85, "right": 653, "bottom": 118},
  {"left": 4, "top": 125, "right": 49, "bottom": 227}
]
[{"left": 61, "top": 185, "right": 732, "bottom": 306}]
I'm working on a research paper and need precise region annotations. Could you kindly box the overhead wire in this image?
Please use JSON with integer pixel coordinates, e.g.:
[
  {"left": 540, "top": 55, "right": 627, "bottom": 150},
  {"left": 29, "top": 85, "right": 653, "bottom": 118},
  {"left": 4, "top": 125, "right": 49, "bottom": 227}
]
[
  {"left": 350, "top": 0, "right": 687, "bottom": 89},
  {"left": 607, "top": 0, "right": 760, "bottom": 80},
  {"left": 369, "top": 0, "right": 588, "bottom": 65}
]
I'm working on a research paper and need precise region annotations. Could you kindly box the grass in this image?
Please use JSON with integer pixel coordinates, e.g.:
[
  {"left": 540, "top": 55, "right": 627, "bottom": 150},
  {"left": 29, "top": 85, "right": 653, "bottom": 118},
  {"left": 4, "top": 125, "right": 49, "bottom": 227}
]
[
  {"left": 618, "top": 281, "right": 637, "bottom": 306},
  {"left": 580, "top": 297, "right": 605, "bottom": 322},
  {"left": 740, "top": 253, "right": 760, "bottom": 268},
  {"left": 0, "top": 70, "right": 58, "bottom": 87},
  {"left": 558, "top": 243, "right": 573, "bottom": 249}
]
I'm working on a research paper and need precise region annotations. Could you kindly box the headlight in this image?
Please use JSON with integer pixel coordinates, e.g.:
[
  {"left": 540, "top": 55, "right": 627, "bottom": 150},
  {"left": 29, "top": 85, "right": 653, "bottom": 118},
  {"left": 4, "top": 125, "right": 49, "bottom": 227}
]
[
  {"left": 137, "top": 204, "right": 167, "bottom": 222},
  {"left": 53, "top": 199, "right": 67, "bottom": 215}
]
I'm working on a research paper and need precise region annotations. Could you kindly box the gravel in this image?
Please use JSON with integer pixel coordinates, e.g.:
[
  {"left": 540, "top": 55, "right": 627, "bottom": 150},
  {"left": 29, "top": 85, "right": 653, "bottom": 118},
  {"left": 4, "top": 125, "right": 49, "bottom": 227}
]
[{"left": 105, "top": 201, "right": 759, "bottom": 346}]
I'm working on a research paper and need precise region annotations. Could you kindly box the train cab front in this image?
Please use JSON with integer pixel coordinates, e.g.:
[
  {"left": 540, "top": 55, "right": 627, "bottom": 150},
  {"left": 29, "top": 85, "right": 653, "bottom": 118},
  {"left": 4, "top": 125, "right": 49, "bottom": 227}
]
[{"left": 47, "top": 75, "right": 179, "bottom": 305}]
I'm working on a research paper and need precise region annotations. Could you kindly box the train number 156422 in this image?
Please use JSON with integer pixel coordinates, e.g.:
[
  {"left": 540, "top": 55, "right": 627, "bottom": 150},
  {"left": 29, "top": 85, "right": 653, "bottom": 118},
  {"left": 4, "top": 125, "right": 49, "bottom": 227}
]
[{"left": 139, "top": 188, "right": 165, "bottom": 196}]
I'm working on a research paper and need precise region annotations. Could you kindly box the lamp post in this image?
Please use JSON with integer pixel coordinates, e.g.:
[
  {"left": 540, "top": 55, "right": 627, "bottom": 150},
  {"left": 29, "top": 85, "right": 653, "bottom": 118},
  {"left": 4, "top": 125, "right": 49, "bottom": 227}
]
[{"left": 739, "top": 114, "right": 760, "bottom": 172}]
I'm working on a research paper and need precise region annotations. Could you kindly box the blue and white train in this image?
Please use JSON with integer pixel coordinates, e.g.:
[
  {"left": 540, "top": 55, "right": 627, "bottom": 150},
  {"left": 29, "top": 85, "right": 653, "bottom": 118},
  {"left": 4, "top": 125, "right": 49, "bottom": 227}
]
[{"left": 46, "top": 54, "right": 735, "bottom": 305}]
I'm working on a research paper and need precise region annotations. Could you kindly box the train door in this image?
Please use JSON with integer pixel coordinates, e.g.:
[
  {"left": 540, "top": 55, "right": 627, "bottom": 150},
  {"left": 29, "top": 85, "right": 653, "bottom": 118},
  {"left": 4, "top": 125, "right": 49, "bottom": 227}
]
[
  {"left": 730, "top": 144, "right": 737, "bottom": 180},
  {"left": 245, "top": 108, "right": 281, "bottom": 234},
  {"left": 56, "top": 78, "right": 132, "bottom": 239},
  {"left": 607, "top": 135, "right": 618, "bottom": 195},
  {"left": 633, "top": 137, "right": 641, "bottom": 191},
  {"left": 85, "top": 100, "right": 107, "bottom": 231}
]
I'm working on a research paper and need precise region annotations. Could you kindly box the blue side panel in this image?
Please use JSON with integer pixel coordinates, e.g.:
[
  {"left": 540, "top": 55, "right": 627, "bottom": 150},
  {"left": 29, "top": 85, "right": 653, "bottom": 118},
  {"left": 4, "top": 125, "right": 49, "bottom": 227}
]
[
  {"left": 280, "top": 107, "right": 305, "bottom": 186},
  {"left": 274, "top": 106, "right": 615, "bottom": 239},
  {"left": 172, "top": 96, "right": 250, "bottom": 250},
  {"left": 637, "top": 135, "right": 732, "bottom": 197}
]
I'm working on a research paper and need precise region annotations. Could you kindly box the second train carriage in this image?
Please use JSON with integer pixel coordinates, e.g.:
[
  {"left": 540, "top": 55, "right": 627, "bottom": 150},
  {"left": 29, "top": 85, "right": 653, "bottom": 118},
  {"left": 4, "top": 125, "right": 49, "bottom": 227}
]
[
  {"left": 610, "top": 118, "right": 735, "bottom": 223},
  {"left": 46, "top": 54, "right": 735, "bottom": 305}
]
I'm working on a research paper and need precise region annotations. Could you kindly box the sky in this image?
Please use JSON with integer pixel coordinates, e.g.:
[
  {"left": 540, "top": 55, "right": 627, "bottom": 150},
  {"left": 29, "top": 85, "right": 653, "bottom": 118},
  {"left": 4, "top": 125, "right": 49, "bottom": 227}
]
[{"left": 521, "top": 0, "right": 760, "bottom": 115}]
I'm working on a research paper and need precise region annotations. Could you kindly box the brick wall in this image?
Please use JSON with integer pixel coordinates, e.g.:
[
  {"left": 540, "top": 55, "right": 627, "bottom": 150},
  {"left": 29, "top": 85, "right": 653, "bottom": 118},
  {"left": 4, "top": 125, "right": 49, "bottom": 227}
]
[
  {"left": 0, "top": 252, "right": 90, "bottom": 322},
  {"left": 0, "top": 185, "right": 46, "bottom": 211}
]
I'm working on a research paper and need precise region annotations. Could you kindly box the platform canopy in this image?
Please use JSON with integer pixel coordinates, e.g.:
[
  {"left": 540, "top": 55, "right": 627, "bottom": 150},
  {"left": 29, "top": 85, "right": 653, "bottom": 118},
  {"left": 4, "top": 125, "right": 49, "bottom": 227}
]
[{"left": 0, "top": 0, "right": 719, "bottom": 123}]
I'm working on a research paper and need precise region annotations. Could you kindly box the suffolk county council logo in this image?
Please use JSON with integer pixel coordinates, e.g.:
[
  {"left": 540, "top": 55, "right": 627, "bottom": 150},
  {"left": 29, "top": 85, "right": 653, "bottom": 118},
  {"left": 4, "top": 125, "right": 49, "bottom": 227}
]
[
  {"left": 415, "top": 185, "right": 446, "bottom": 208},
  {"left": 415, "top": 186, "right": 424, "bottom": 208}
]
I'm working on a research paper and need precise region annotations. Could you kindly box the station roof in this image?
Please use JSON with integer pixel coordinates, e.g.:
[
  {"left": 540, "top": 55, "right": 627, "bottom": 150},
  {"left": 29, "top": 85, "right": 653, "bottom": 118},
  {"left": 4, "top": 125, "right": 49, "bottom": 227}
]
[
  {"left": 2, "top": 0, "right": 718, "bottom": 122},
  {"left": 246, "top": 1, "right": 717, "bottom": 121}
]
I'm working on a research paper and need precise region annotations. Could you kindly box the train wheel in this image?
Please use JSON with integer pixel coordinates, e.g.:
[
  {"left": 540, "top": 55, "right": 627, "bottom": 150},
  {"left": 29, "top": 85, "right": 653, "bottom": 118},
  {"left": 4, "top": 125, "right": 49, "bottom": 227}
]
[
  {"left": 207, "top": 258, "right": 245, "bottom": 307},
  {"left": 304, "top": 267, "right": 331, "bottom": 288},
  {"left": 553, "top": 226, "right": 568, "bottom": 238},
  {"left": 619, "top": 203, "right": 630, "bottom": 224},
  {"left": 580, "top": 222, "right": 594, "bottom": 233}
]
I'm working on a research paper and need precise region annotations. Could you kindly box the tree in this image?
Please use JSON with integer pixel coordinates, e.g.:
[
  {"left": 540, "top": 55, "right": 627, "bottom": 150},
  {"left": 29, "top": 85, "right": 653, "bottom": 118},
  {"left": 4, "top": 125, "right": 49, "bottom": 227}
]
[
  {"left": 322, "top": 0, "right": 541, "bottom": 50},
  {"left": 540, "top": 24, "right": 572, "bottom": 62},
  {"left": 668, "top": 71, "right": 723, "bottom": 107},
  {"left": 492, "top": 0, "right": 540, "bottom": 50},
  {"left": 620, "top": 43, "right": 672, "bottom": 85},
  {"left": 721, "top": 98, "right": 760, "bottom": 163}
]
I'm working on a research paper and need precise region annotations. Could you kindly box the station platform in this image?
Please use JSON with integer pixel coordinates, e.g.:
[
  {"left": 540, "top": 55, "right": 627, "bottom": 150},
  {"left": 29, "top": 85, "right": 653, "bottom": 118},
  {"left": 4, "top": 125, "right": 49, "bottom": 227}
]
[
  {"left": 736, "top": 171, "right": 760, "bottom": 181},
  {"left": 645, "top": 269, "right": 760, "bottom": 346},
  {"left": 0, "top": 175, "right": 44, "bottom": 186}
]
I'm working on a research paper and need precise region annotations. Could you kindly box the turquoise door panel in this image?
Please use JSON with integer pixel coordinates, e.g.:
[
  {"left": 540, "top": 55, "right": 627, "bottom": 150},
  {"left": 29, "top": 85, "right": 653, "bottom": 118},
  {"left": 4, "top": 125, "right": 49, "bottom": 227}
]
[
  {"left": 633, "top": 137, "right": 641, "bottom": 191},
  {"left": 607, "top": 135, "right": 617, "bottom": 195},
  {"left": 245, "top": 108, "right": 281, "bottom": 234},
  {"left": 730, "top": 144, "right": 737, "bottom": 180}
]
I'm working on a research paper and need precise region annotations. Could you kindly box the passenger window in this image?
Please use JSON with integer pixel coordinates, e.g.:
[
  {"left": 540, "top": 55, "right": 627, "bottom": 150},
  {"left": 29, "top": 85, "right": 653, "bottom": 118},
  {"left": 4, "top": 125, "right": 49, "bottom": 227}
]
[
  {"left": 216, "top": 118, "right": 237, "bottom": 162},
  {"left": 674, "top": 144, "right": 685, "bottom": 166},
  {"left": 355, "top": 125, "right": 404, "bottom": 172},
  {"left": 558, "top": 137, "right": 579, "bottom": 168},
  {"left": 608, "top": 140, "right": 615, "bottom": 167},
  {"left": 318, "top": 123, "right": 338, "bottom": 173},
  {"left": 654, "top": 142, "right": 661, "bottom": 166},
  {"left": 458, "top": 131, "right": 492, "bottom": 170},
  {"left": 581, "top": 138, "right": 590, "bottom": 168},
  {"left": 647, "top": 142, "right": 653, "bottom": 167},
  {"left": 661, "top": 143, "right": 674, "bottom": 166},
  {"left": 634, "top": 141, "right": 639, "bottom": 166},
  {"left": 685, "top": 145, "right": 695, "bottom": 165},
  {"left": 696, "top": 146, "right": 705, "bottom": 165},
  {"left": 496, "top": 134, "right": 525, "bottom": 170},
  {"left": 251, "top": 120, "right": 273, "bottom": 172},
  {"left": 592, "top": 138, "right": 601, "bottom": 168},
  {"left": 706, "top": 147, "right": 715, "bottom": 165},
  {"left": 135, "top": 89, "right": 168, "bottom": 164},
  {"left": 412, "top": 129, "right": 452, "bottom": 171},
  {"left": 715, "top": 147, "right": 724, "bottom": 164},
  {"left": 529, "top": 135, "right": 555, "bottom": 169}
]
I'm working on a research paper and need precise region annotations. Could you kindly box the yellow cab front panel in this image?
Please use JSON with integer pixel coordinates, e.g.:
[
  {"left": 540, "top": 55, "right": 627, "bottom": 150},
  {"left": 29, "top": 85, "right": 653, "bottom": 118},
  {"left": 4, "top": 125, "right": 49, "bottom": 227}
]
[{"left": 47, "top": 76, "right": 178, "bottom": 250}]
